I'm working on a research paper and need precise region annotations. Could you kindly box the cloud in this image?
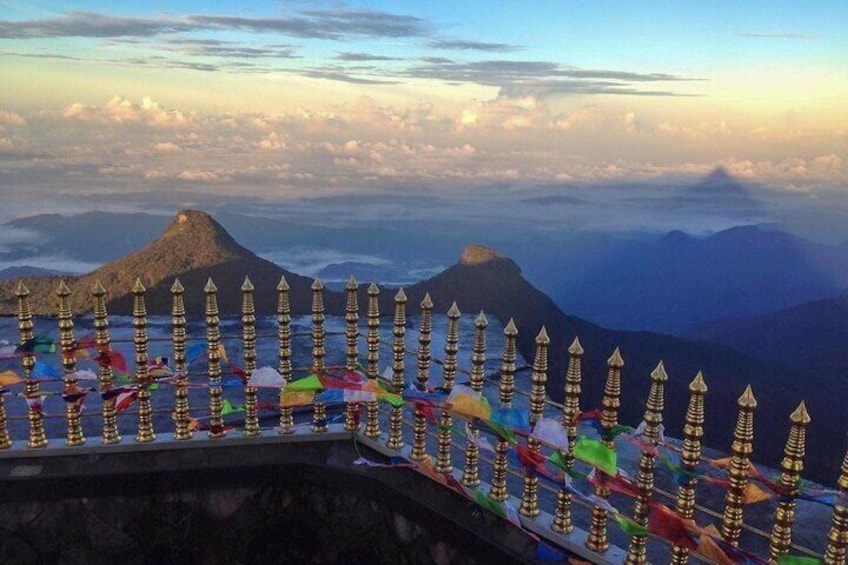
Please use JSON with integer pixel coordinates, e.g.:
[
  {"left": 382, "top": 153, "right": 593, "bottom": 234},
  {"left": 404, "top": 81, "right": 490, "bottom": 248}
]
[
  {"left": 0, "top": 110, "right": 26, "bottom": 126},
  {"left": 0, "top": 9, "right": 432, "bottom": 40},
  {"left": 334, "top": 52, "right": 401, "bottom": 61},
  {"left": 426, "top": 39, "right": 519, "bottom": 52}
]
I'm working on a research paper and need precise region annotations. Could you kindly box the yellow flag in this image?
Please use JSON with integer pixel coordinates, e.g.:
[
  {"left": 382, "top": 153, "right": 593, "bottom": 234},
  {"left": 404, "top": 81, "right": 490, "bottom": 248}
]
[
  {"left": 0, "top": 370, "right": 23, "bottom": 386},
  {"left": 280, "top": 390, "right": 314, "bottom": 407},
  {"left": 743, "top": 482, "right": 774, "bottom": 504}
]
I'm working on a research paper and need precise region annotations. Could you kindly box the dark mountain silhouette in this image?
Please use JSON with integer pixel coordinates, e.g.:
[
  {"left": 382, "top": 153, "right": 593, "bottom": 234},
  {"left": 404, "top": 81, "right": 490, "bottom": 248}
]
[
  {"left": 687, "top": 289, "right": 848, "bottom": 372},
  {"left": 0, "top": 211, "right": 317, "bottom": 316},
  {"left": 545, "top": 225, "right": 848, "bottom": 333},
  {"left": 0, "top": 216, "right": 843, "bottom": 483},
  {"left": 401, "top": 246, "right": 845, "bottom": 484}
]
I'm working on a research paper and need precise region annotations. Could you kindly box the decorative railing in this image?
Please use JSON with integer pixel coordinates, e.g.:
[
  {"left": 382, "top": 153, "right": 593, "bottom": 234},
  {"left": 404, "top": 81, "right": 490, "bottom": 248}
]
[{"left": 0, "top": 276, "right": 846, "bottom": 565}]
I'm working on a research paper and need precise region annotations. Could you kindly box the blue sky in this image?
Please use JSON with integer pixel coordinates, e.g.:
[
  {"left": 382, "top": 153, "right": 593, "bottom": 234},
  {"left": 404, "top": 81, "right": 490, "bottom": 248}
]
[{"left": 0, "top": 0, "right": 845, "bottom": 213}]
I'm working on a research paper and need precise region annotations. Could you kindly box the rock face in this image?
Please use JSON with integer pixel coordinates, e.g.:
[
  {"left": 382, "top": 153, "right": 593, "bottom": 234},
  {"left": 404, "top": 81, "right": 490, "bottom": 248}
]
[{"left": 459, "top": 245, "right": 507, "bottom": 266}]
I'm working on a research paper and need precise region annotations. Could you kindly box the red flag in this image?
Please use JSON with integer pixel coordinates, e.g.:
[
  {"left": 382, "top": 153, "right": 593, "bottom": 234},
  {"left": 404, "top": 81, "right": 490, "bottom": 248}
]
[{"left": 648, "top": 505, "right": 698, "bottom": 550}]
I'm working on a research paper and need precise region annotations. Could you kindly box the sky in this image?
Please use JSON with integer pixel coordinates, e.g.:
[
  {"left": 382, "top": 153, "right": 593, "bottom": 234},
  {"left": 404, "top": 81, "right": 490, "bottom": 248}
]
[{"left": 0, "top": 0, "right": 846, "bottom": 223}]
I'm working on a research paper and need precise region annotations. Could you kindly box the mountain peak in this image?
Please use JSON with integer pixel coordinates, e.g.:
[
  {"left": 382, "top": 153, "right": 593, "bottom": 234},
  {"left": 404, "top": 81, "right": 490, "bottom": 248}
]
[
  {"left": 163, "top": 210, "right": 227, "bottom": 239},
  {"left": 460, "top": 245, "right": 505, "bottom": 265}
]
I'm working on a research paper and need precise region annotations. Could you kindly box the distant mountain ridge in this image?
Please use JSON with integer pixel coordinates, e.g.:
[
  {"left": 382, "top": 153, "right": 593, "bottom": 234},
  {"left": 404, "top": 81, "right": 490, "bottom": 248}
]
[
  {"left": 687, "top": 288, "right": 848, "bottom": 372},
  {"left": 0, "top": 210, "right": 844, "bottom": 482}
]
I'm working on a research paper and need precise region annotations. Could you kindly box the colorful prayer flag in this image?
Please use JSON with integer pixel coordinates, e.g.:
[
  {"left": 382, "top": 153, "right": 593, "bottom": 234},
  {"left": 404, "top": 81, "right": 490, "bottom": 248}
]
[
  {"left": 285, "top": 374, "right": 324, "bottom": 392},
  {"left": 0, "top": 370, "right": 23, "bottom": 386},
  {"left": 248, "top": 366, "right": 287, "bottom": 388},
  {"left": 531, "top": 418, "right": 569, "bottom": 451},
  {"left": 573, "top": 435, "right": 617, "bottom": 476}
]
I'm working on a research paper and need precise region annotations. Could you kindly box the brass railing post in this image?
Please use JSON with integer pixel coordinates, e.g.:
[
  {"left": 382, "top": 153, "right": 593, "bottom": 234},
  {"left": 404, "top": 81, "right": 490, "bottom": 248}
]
[
  {"left": 436, "top": 302, "right": 460, "bottom": 473},
  {"left": 205, "top": 277, "right": 225, "bottom": 438},
  {"left": 242, "top": 276, "right": 260, "bottom": 437},
  {"left": 92, "top": 280, "right": 120, "bottom": 444},
  {"left": 57, "top": 280, "right": 84, "bottom": 446},
  {"left": 520, "top": 327, "right": 550, "bottom": 517},
  {"left": 16, "top": 281, "right": 47, "bottom": 448},
  {"left": 311, "top": 278, "right": 328, "bottom": 432},
  {"left": 410, "top": 293, "right": 433, "bottom": 461},
  {"left": 364, "top": 282, "right": 381, "bottom": 438},
  {"left": 553, "top": 337, "right": 583, "bottom": 533},
  {"left": 586, "top": 347, "right": 624, "bottom": 552},
  {"left": 670, "top": 372, "right": 707, "bottom": 565},
  {"left": 277, "top": 276, "right": 294, "bottom": 432},
  {"left": 626, "top": 361, "right": 668, "bottom": 564},
  {"left": 824, "top": 449, "right": 848, "bottom": 564},
  {"left": 720, "top": 385, "right": 757, "bottom": 545},
  {"left": 462, "top": 310, "right": 488, "bottom": 487},
  {"left": 171, "top": 278, "right": 192, "bottom": 441},
  {"left": 768, "top": 401, "right": 811, "bottom": 560},
  {"left": 132, "top": 278, "right": 155, "bottom": 443},
  {"left": 489, "top": 318, "right": 517, "bottom": 501},
  {"left": 344, "top": 275, "right": 360, "bottom": 431},
  {"left": 387, "top": 288, "right": 407, "bottom": 449}
]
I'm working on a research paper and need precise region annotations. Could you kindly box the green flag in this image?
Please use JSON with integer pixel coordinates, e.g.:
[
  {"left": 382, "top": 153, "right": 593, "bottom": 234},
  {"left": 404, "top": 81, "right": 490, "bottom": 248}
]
[
  {"left": 488, "top": 421, "right": 517, "bottom": 444},
  {"left": 474, "top": 489, "right": 505, "bottom": 517},
  {"left": 285, "top": 374, "right": 324, "bottom": 392},
  {"left": 379, "top": 392, "right": 405, "bottom": 407},
  {"left": 573, "top": 435, "right": 617, "bottom": 476},
  {"left": 221, "top": 398, "right": 245, "bottom": 416},
  {"left": 548, "top": 451, "right": 591, "bottom": 479},
  {"left": 613, "top": 514, "right": 648, "bottom": 537},
  {"left": 776, "top": 556, "right": 822, "bottom": 565}
]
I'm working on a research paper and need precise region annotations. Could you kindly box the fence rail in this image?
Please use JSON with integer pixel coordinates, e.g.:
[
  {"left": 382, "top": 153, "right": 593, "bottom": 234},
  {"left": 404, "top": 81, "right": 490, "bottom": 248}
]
[{"left": 0, "top": 276, "right": 846, "bottom": 565}]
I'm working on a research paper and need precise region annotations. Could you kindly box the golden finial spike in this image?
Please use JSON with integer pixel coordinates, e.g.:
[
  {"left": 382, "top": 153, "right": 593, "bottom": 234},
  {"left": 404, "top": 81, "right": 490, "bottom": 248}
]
[
  {"left": 568, "top": 336, "right": 583, "bottom": 355},
  {"left": 626, "top": 362, "right": 668, "bottom": 564},
  {"left": 16, "top": 278, "right": 47, "bottom": 448},
  {"left": 587, "top": 345, "right": 625, "bottom": 552},
  {"left": 738, "top": 385, "right": 757, "bottom": 408},
  {"left": 92, "top": 279, "right": 105, "bottom": 295},
  {"left": 690, "top": 370, "right": 707, "bottom": 393},
  {"left": 553, "top": 334, "right": 584, "bottom": 534},
  {"left": 387, "top": 285, "right": 407, "bottom": 450},
  {"left": 436, "top": 300, "right": 461, "bottom": 473},
  {"left": 364, "top": 282, "right": 381, "bottom": 438},
  {"left": 206, "top": 276, "right": 225, "bottom": 438},
  {"left": 92, "top": 281, "right": 120, "bottom": 445},
  {"left": 608, "top": 346, "right": 624, "bottom": 368},
  {"left": 670, "top": 372, "right": 709, "bottom": 565},
  {"left": 57, "top": 280, "right": 84, "bottom": 446},
  {"left": 490, "top": 317, "right": 518, "bottom": 502},
  {"left": 171, "top": 277, "right": 191, "bottom": 440},
  {"left": 277, "top": 277, "right": 294, "bottom": 433},
  {"left": 0, "top": 382, "right": 9, "bottom": 449},
  {"left": 769, "top": 402, "right": 812, "bottom": 559},
  {"left": 824, "top": 449, "right": 848, "bottom": 564},
  {"left": 421, "top": 292, "right": 433, "bottom": 309},
  {"left": 790, "top": 400, "right": 811, "bottom": 424},
  {"left": 242, "top": 276, "right": 260, "bottom": 437},
  {"left": 344, "top": 273, "right": 360, "bottom": 431},
  {"left": 15, "top": 279, "right": 29, "bottom": 296},
  {"left": 520, "top": 325, "right": 549, "bottom": 517},
  {"left": 133, "top": 278, "right": 155, "bottom": 443},
  {"left": 395, "top": 287, "right": 408, "bottom": 303},
  {"left": 721, "top": 385, "right": 758, "bottom": 545},
  {"left": 410, "top": 290, "right": 433, "bottom": 461},
  {"left": 311, "top": 275, "right": 327, "bottom": 433},
  {"left": 463, "top": 308, "right": 488, "bottom": 487}
]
